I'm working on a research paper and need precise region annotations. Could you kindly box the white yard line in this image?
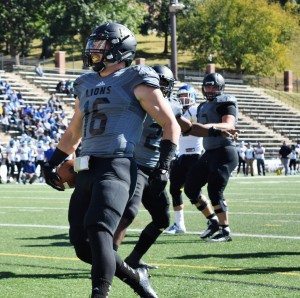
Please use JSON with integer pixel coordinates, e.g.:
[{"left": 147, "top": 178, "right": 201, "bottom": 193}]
[
  {"left": 0, "top": 223, "right": 299, "bottom": 240},
  {"left": 1, "top": 206, "right": 300, "bottom": 216}
]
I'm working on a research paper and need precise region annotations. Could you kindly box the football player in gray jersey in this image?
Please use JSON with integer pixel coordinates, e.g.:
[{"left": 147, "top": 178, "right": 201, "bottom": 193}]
[
  {"left": 182, "top": 73, "right": 239, "bottom": 242},
  {"left": 42, "top": 23, "right": 181, "bottom": 298},
  {"left": 113, "top": 65, "right": 178, "bottom": 270},
  {"left": 113, "top": 67, "right": 238, "bottom": 270}
]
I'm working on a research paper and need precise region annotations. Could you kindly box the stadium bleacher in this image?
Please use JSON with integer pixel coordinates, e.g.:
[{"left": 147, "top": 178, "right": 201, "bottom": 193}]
[
  {"left": 177, "top": 77, "right": 300, "bottom": 158},
  {"left": 1, "top": 67, "right": 299, "bottom": 160}
]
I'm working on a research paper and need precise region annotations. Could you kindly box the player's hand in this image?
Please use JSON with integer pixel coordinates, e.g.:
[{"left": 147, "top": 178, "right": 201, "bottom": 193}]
[
  {"left": 148, "top": 168, "right": 169, "bottom": 196},
  {"left": 42, "top": 162, "right": 64, "bottom": 191},
  {"left": 221, "top": 129, "right": 239, "bottom": 140}
]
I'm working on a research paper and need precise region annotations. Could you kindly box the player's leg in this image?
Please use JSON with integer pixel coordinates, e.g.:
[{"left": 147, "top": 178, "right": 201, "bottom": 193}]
[
  {"left": 206, "top": 146, "right": 238, "bottom": 242},
  {"left": 167, "top": 156, "right": 187, "bottom": 233},
  {"left": 84, "top": 158, "right": 133, "bottom": 296},
  {"left": 125, "top": 185, "right": 170, "bottom": 269},
  {"left": 184, "top": 153, "right": 219, "bottom": 238},
  {"left": 113, "top": 168, "right": 144, "bottom": 248},
  {"left": 85, "top": 158, "right": 157, "bottom": 298}
]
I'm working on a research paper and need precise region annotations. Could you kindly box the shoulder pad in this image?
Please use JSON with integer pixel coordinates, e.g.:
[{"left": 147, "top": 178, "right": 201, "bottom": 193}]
[
  {"left": 73, "top": 72, "right": 91, "bottom": 88},
  {"left": 216, "top": 94, "right": 236, "bottom": 104},
  {"left": 131, "top": 65, "right": 159, "bottom": 80}
]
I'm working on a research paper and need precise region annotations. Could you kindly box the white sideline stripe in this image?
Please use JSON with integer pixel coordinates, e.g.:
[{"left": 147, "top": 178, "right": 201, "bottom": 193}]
[
  {"left": 0, "top": 207, "right": 67, "bottom": 210},
  {"left": 0, "top": 223, "right": 299, "bottom": 240},
  {"left": 0, "top": 196, "right": 68, "bottom": 200},
  {"left": 1, "top": 207, "right": 300, "bottom": 216}
]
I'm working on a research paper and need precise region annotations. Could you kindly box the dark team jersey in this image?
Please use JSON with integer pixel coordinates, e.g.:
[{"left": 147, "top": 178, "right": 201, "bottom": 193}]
[
  {"left": 135, "top": 98, "right": 181, "bottom": 168},
  {"left": 197, "top": 94, "right": 238, "bottom": 150},
  {"left": 73, "top": 65, "right": 160, "bottom": 157}
]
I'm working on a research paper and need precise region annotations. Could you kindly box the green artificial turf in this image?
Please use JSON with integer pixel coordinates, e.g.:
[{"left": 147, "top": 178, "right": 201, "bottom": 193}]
[{"left": 0, "top": 175, "right": 299, "bottom": 297}]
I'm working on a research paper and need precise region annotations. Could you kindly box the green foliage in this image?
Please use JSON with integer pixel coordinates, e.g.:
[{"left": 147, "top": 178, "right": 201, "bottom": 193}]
[
  {"left": 177, "top": 0, "right": 298, "bottom": 75},
  {"left": 0, "top": 0, "right": 146, "bottom": 58},
  {"left": 137, "top": 0, "right": 198, "bottom": 53},
  {"left": 42, "top": 0, "right": 146, "bottom": 53},
  {"left": 0, "top": 0, "right": 48, "bottom": 56}
]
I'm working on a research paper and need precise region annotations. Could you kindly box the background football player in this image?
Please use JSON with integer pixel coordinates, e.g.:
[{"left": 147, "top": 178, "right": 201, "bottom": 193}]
[
  {"left": 165, "top": 84, "right": 203, "bottom": 234},
  {"left": 183, "top": 73, "right": 239, "bottom": 242}
]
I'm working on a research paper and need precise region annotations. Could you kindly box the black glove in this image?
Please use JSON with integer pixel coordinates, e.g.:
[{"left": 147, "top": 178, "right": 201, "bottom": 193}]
[
  {"left": 148, "top": 168, "right": 169, "bottom": 195},
  {"left": 148, "top": 139, "right": 177, "bottom": 195},
  {"left": 42, "top": 148, "right": 69, "bottom": 191},
  {"left": 43, "top": 162, "right": 64, "bottom": 191}
]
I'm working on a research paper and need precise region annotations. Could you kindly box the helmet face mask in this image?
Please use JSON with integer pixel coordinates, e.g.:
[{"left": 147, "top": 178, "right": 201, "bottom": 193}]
[
  {"left": 152, "top": 65, "right": 175, "bottom": 98},
  {"left": 177, "top": 84, "right": 196, "bottom": 107},
  {"left": 202, "top": 73, "right": 225, "bottom": 100},
  {"left": 83, "top": 22, "right": 137, "bottom": 72}
]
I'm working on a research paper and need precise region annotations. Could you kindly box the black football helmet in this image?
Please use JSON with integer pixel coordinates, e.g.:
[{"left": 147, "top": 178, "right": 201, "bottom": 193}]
[
  {"left": 83, "top": 22, "right": 137, "bottom": 72},
  {"left": 152, "top": 65, "right": 175, "bottom": 98},
  {"left": 202, "top": 73, "right": 225, "bottom": 100}
]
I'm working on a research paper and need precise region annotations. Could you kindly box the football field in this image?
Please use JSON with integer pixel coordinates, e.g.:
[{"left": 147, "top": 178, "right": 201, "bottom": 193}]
[{"left": 0, "top": 175, "right": 300, "bottom": 297}]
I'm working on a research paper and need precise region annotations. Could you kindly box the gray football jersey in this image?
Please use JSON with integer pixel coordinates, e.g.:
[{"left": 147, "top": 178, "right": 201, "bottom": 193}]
[
  {"left": 135, "top": 98, "right": 181, "bottom": 168},
  {"left": 74, "top": 65, "right": 160, "bottom": 157},
  {"left": 197, "top": 94, "right": 238, "bottom": 150}
]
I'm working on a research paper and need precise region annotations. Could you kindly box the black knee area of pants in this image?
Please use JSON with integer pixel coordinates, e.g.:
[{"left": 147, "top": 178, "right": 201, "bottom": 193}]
[
  {"left": 74, "top": 241, "right": 92, "bottom": 264},
  {"left": 152, "top": 209, "right": 170, "bottom": 230},
  {"left": 184, "top": 180, "right": 202, "bottom": 204},
  {"left": 122, "top": 204, "right": 139, "bottom": 224},
  {"left": 169, "top": 186, "right": 183, "bottom": 207},
  {"left": 69, "top": 227, "right": 92, "bottom": 264},
  {"left": 143, "top": 222, "right": 163, "bottom": 240}
]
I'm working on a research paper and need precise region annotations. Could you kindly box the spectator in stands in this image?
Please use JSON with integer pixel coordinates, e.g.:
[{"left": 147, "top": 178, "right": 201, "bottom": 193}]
[
  {"left": 65, "top": 80, "right": 74, "bottom": 95},
  {"left": 245, "top": 142, "right": 255, "bottom": 176},
  {"left": 254, "top": 141, "right": 265, "bottom": 176},
  {"left": 55, "top": 80, "right": 66, "bottom": 93},
  {"left": 21, "top": 160, "right": 37, "bottom": 184},
  {"left": 19, "top": 141, "right": 30, "bottom": 176},
  {"left": 296, "top": 143, "right": 300, "bottom": 173},
  {"left": 289, "top": 145, "right": 298, "bottom": 175},
  {"left": 5, "top": 139, "right": 17, "bottom": 183},
  {"left": 35, "top": 63, "right": 44, "bottom": 77},
  {"left": 44, "top": 141, "right": 56, "bottom": 162},
  {"left": 1, "top": 113, "right": 10, "bottom": 133},
  {"left": 36, "top": 141, "right": 46, "bottom": 180},
  {"left": 279, "top": 141, "right": 291, "bottom": 175},
  {"left": 0, "top": 144, "right": 3, "bottom": 183},
  {"left": 236, "top": 141, "right": 246, "bottom": 176}
]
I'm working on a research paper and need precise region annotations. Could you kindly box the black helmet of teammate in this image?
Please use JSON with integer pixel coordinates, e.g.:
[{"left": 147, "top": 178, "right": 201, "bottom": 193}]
[
  {"left": 152, "top": 65, "right": 175, "bottom": 98},
  {"left": 83, "top": 22, "right": 137, "bottom": 72},
  {"left": 202, "top": 73, "right": 225, "bottom": 100}
]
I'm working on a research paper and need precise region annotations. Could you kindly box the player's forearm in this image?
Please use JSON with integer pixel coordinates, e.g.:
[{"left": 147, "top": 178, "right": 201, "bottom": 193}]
[
  {"left": 161, "top": 120, "right": 181, "bottom": 145},
  {"left": 202, "top": 122, "right": 235, "bottom": 130},
  {"left": 57, "top": 129, "right": 81, "bottom": 155},
  {"left": 187, "top": 123, "right": 210, "bottom": 137}
]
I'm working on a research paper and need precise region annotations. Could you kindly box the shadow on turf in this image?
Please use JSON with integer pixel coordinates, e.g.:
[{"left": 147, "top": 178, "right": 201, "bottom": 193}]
[
  {"left": 0, "top": 271, "right": 89, "bottom": 280},
  {"left": 16, "top": 233, "right": 72, "bottom": 248},
  {"left": 152, "top": 272, "right": 300, "bottom": 291},
  {"left": 1, "top": 262, "right": 89, "bottom": 273},
  {"left": 173, "top": 251, "right": 300, "bottom": 260},
  {"left": 202, "top": 266, "right": 300, "bottom": 275}
]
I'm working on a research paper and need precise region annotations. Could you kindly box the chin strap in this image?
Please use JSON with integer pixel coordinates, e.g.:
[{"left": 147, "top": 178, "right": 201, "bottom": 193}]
[{"left": 93, "top": 61, "right": 106, "bottom": 72}]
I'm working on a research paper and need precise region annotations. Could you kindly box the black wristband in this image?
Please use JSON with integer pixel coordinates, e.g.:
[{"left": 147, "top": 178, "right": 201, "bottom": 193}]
[
  {"left": 208, "top": 126, "right": 222, "bottom": 137},
  {"left": 49, "top": 148, "right": 69, "bottom": 167},
  {"left": 158, "top": 139, "right": 177, "bottom": 170}
]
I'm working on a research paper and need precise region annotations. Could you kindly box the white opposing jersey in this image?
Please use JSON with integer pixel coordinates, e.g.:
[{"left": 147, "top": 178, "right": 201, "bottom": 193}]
[{"left": 178, "top": 105, "right": 203, "bottom": 156}]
